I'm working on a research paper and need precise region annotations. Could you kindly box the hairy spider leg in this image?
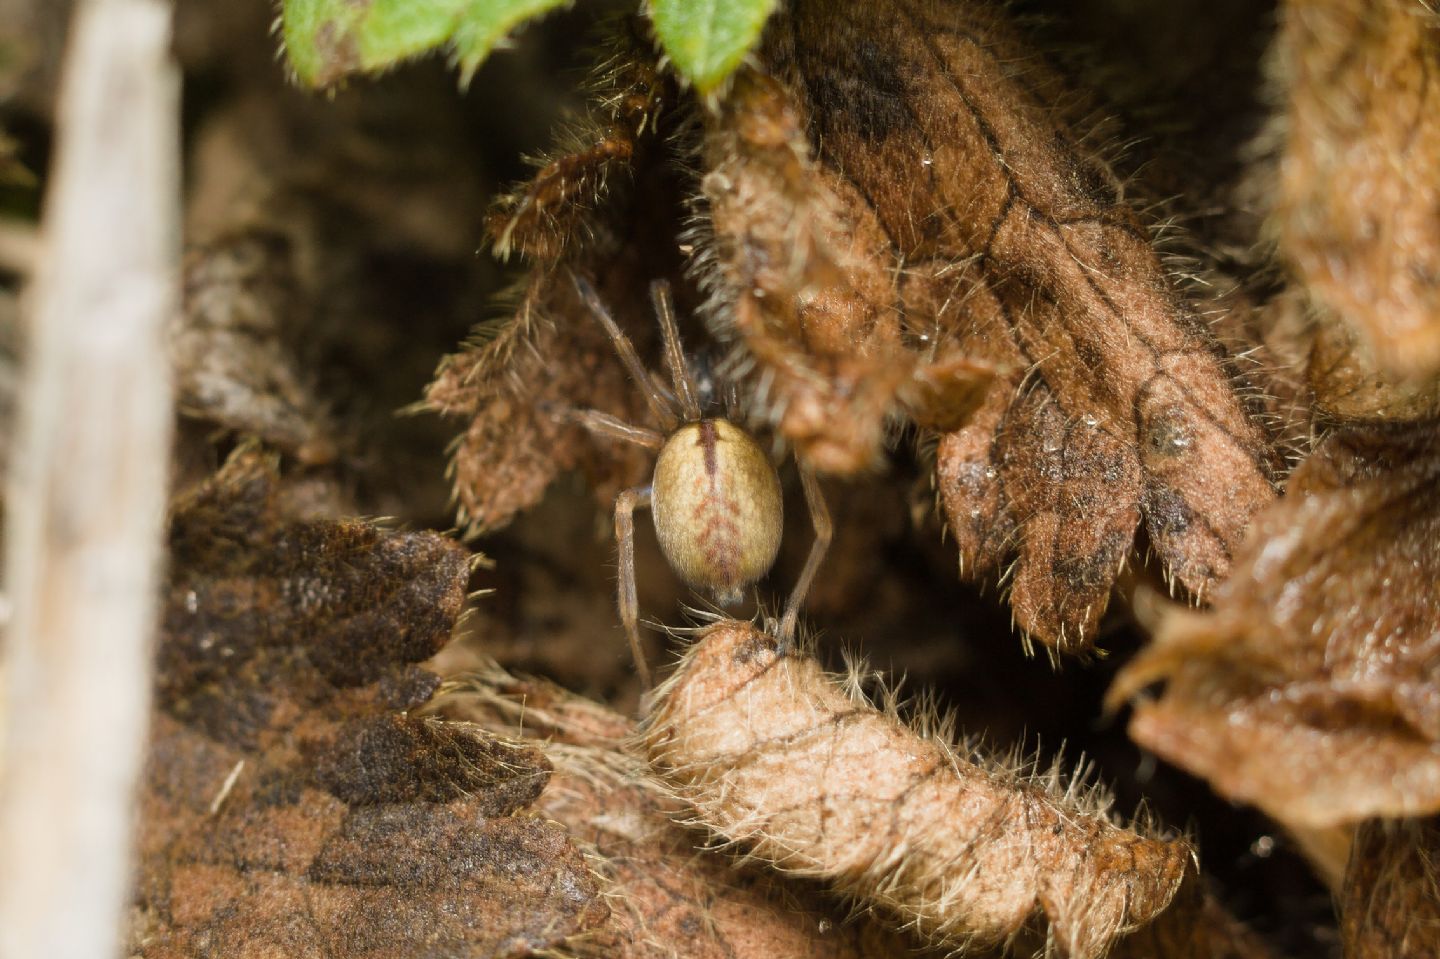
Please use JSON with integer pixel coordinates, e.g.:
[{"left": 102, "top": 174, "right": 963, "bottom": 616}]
[
  {"left": 573, "top": 273, "right": 679, "bottom": 431},
  {"left": 615, "top": 484, "right": 654, "bottom": 689},
  {"left": 570, "top": 408, "right": 665, "bottom": 450},
  {"left": 650, "top": 279, "right": 702, "bottom": 422},
  {"left": 776, "top": 465, "right": 832, "bottom": 651}
]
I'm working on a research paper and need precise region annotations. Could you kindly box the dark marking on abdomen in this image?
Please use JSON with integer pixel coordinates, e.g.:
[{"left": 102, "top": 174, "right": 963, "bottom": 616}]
[{"left": 698, "top": 420, "right": 719, "bottom": 481}]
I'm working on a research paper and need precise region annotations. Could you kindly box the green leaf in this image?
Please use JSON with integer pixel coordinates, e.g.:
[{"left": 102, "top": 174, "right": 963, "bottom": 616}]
[
  {"left": 281, "top": 0, "right": 571, "bottom": 89},
  {"left": 649, "top": 0, "right": 779, "bottom": 94},
  {"left": 450, "top": 0, "right": 573, "bottom": 85}
]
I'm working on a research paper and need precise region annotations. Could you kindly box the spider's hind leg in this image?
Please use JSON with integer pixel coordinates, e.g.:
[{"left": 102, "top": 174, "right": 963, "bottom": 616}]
[
  {"left": 616, "top": 484, "right": 655, "bottom": 689},
  {"left": 777, "top": 465, "right": 832, "bottom": 654}
]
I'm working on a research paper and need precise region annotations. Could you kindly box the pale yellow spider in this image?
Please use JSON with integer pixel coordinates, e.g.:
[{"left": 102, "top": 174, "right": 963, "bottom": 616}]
[{"left": 572, "top": 275, "right": 831, "bottom": 688}]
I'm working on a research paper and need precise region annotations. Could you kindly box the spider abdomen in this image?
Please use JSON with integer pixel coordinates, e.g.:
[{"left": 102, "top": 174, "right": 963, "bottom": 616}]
[{"left": 651, "top": 419, "right": 783, "bottom": 607}]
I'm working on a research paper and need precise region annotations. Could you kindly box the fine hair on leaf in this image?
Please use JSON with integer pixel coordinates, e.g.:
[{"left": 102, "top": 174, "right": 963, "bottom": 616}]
[{"left": 642, "top": 620, "right": 1192, "bottom": 958}]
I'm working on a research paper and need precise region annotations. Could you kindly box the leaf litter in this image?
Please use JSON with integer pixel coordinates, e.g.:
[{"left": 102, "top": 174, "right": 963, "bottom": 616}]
[
  {"left": 90, "top": 0, "right": 1440, "bottom": 954},
  {"left": 132, "top": 449, "right": 610, "bottom": 957}
]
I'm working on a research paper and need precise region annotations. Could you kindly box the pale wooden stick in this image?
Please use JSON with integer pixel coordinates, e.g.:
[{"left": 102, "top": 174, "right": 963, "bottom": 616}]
[{"left": 0, "top": 3, "right": 178, "bottom": 959}]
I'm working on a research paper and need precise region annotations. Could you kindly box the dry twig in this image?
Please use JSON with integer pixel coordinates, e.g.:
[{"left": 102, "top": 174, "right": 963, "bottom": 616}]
[{"left": 0, "top": 3, "right": 178, "bottom": 957}]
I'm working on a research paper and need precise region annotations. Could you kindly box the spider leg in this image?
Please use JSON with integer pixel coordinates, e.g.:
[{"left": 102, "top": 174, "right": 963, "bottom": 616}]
[
  {"left": 616, "top": 485, "right": 655, "bottom": 689},
  {"left": 571, "top": 408, "right": 666, "bottom": 451},
  {"left": 777, "top": 465, "right": 831, "bottom": 652},
  {"left": 650, "top": 280, "right": 702, "bottom": 422},
  {"left": 573, "top": 273, "right": 680, "bottom": 431}
]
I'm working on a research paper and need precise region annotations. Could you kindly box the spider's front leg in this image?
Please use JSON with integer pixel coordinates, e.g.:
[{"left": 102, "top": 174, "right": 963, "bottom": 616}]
[
  {"left": 777, "top": 465, "right": 831, "bottom": 653},
  {"left": 615, "top": 484, "right": 655, "bottom": 689},
  {"left": 570, "top": 408, "right": 665, "bottom": 451}
]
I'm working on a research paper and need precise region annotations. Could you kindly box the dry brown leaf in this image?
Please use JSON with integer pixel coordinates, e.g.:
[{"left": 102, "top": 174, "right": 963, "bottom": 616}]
[
  {"left": 644, "top": 620, "right": 1192, "bottom": 958},
  {"left": 698, "top": 69, "right": 994, "bottom": 474},
  {"left": 132, "top": 449, "right": 609, "bottom": 957},
  {"left": 172, "top": 232, "right": 337, "bottom": 464},
  {"left": 1113, "top": 421, "right": 1440, "bottom": 827},
  {"left": 1276, "top": 0, "right": 1440, "bottom": 381},
  {"left": 1108, "top": 874, "right": 1281, "bottom": 959},
  {"left": 486, "top": 37, "right": 665, "bottom": 264},
  {"left": 731, "top": 0, "right": 1277, "bottom": 652},
  {"left": 425, "top": 265, "right": 654, "bottom": 533},
  {"left": 1339, "top": 817, "right": 1440, "bottom": 958},
  {"left": 434, "top": 661, "right": 923, "bottom": 958},
  {"left": 991, "top": 384, "right": 1143, "bottom": 653},
  {"left": 429, "top": 36, "right": 691, "bottom": 534}
]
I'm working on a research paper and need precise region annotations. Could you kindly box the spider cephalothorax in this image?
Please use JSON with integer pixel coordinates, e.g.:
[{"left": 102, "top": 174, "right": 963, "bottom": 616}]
[{"left": 571, "top": 275, "right": 830, "bottom": 688}]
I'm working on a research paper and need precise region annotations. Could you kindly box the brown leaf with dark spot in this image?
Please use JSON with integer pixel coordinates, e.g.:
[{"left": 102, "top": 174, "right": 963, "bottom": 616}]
[
  {"left": 699, "top": 68, "right": 994, "bottom": 474},
  {"left": 743, "top": 0, "right": 1276, "bottom": 650},
  {"left": 133, "top": 449, "right": 609, "bottom": 957},
  {"left": 1340, "top": 818, "right": 1440, "bottom": 959},
  {"left": 1276, "top": 0, "right": 1440, "bottom": 381},
  {"left": 1112, "top": 421, "right": 1440, "bottom": 827},
  {"left": 995, "top": 385, "right": 1141, "bottom": 653}
]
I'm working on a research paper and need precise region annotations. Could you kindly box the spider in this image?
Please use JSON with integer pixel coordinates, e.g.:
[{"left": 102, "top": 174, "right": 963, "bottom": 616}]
[{"left": 570, "top": 274, "right": 832, "bottom": 689}]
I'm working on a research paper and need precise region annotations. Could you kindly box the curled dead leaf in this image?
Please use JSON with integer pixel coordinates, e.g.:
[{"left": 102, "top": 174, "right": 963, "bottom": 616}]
[
  {"left": 644, "top": 621, "right": 1191, "bottom": 958},
  {"left": 1112, "top": 421, "right": 1440, "bottom": 827},
  {"left": 434, "top": 659, "right": 920, "bottom": 958}
]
